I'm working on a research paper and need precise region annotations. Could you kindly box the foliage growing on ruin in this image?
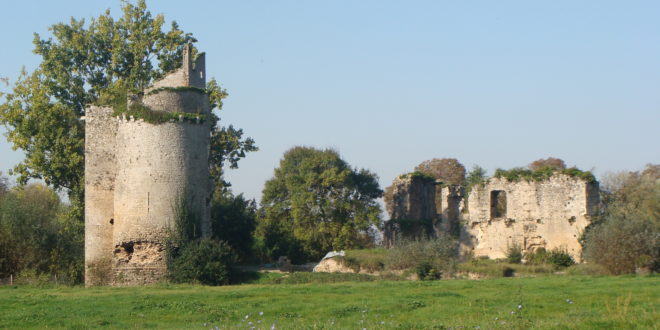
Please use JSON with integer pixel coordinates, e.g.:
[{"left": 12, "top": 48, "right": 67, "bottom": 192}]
[
  {"left": 528, "top": 157, "right": 567, "bottom": 171},
  {"left": 397, "top": 171, "right": 437, "bottom": 182},
  {"left": 113, "top": 101, "right": 206, "bottom": 124},
  {"left": 464, "top": 165, "right": 488, "bottom": 197},
  {"left": 145, "top": 86, "right": 208, "bottom": 96},
  {"left": 493, "top": 166, "right": 596, "bottom": 183},
  {"left": 256, "top": 147, "right": 383, "bottom": 262},
  {"left": 414, "top": 158, "right": 466, "bottom": 185}
]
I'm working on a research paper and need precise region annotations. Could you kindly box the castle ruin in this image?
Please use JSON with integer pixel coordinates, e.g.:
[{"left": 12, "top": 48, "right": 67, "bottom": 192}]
[
  {"left": 384, "top": 171, "right": 599, "bottom": 261},
  {"left": 84, "top": 45, "right": 212, "bottom": 286}
]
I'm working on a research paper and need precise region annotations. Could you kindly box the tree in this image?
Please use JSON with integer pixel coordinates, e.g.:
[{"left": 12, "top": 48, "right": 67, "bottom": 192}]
[
  {"left": 583, "top": 164, "right": 660, "bottom": 274},
  {"left": 528, "top": 157, "right": 566, "bottom": 171},
  {"left": 414, "top": 158, "right": 466, "bottom": 185},
  {"left": 0, "top": 184, "right": 62, "bottom": 278},
  {"left": 0, "top": 0, "right": 256, "bottom": 204},
  {"left": 211, "top": 191, "right": 257, "bottom": 262},
  {"left": 257, "top": 147, "right": 383, "bottom": 262}
]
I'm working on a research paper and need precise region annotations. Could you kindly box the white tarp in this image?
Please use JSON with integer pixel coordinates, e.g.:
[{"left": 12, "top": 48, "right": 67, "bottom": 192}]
[{"left": 320, "top": 250, "right": 345, "bottom": 261}]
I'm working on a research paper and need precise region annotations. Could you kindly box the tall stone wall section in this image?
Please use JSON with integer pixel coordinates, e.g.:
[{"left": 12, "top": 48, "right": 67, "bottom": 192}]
[
  {"left": 461, "top": 174, "right": 599, "bottom": 260},
  {"left": 84, "top": 106, "right": 117, "bottom": 285},
  {"left": 85, "top": 45, "right": 212, "bottom": 286},
  {"left": 112, "top": 117, "right": 211, "bottom": 285},
  {"left": 383, "top": 176, "right": 438, "bottom": 246}
]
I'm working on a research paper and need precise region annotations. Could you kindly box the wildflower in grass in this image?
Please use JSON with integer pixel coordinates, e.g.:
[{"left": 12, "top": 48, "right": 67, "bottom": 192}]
[
  {"left": 259, "top": 311, "right": 264, "bottom": 316},
  {"left": 245, "top": 314, "right": 249, "bottom": 319},
  {"left": 510, "top": 311, "right": 515, "bottom": 314},
  {"left": 517, "top": 304, "right": 523, "bottom": 309},
  {"left": 270, "top": 323, "right": 276, "bottom": 330},
  {"left": 566, "top": 299, "right": 573, "bottom": 304}
]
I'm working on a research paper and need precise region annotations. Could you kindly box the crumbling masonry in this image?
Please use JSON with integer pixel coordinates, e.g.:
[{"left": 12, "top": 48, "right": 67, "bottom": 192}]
[
  {"left": 384, "top": 173, "right": 599, "bottom": 261},
  {"left": 85, "top": 45, "right": 212, "bottom": 286}
]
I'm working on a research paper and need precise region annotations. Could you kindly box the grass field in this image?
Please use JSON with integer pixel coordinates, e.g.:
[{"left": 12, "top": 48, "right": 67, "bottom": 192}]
[{"left": 1, "top": 275, "right": 657, "bottom": 329}]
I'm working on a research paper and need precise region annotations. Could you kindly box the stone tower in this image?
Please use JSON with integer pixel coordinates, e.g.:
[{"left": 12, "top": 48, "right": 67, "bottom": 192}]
[{"left": 85, "top": 45, "right": 212, "bottom": 286}]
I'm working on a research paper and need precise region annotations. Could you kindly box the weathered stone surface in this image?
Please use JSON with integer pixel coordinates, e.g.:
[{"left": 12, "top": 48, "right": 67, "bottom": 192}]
[
  {"left": 461, "top": 174, "right": 599, "bottom": 261},
  {"left": 383, "top": 171, "right": 599, "bottom": 262},
  {"left": 85, "top": 46, "right": 212, "bottom": 286},
  {"left": 383, "top": 175, "right": 438, "bottom": 246}
]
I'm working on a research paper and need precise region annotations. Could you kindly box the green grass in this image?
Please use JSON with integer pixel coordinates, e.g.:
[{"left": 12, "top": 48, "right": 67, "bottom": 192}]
[
  {"left": 1, "top": 275, "right": 657, "bottom": 329},
  {"left": 458, "top": 258, "right": 556, "bottom": 278}
]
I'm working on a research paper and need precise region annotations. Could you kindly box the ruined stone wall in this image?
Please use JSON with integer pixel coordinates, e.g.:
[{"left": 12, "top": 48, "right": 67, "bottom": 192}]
[
  {"left": 142, "top": 90, "right": 210, "bottom": 114},
  {"left": 461, "top": 174, "right": 599, "bottom": 260},
  {"left": 84, "top": 105, "right": 117, "bottom": 285},
  {"left": 146, "top": 45, "right": 205, "bottom": 92},
  {"left": 436, "top": 185, "right": 464, "bottom": 235},
  {"left": 112, "top": 117, "right": 211, "bottom": 284},
  {"left": 385, "top": 176, "right": 437, "bottom": 220},
  {"left": 383, "top": 176, "right": 438, "bottom": 246},
  {"left": 85, "top": 45, "right": 212, "bottom": 286}
]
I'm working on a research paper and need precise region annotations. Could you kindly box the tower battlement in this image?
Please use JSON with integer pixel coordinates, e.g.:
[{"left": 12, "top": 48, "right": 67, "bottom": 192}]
[{"left": 146, "top": 44, "right": 206, "bottom": 92}]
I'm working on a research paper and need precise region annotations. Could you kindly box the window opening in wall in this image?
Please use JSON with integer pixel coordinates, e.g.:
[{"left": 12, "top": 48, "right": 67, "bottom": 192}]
[{"left": 490, "top": 190, "right": 507, "bottom": 219}]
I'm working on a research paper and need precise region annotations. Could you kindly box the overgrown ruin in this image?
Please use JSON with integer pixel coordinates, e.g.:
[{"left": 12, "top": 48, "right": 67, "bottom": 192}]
[
  {"left": 84, "top": 45, "right": 212, "bottom": 286},
  {"left": 384, "top": 170, "right": 599, "bottom": 261}
]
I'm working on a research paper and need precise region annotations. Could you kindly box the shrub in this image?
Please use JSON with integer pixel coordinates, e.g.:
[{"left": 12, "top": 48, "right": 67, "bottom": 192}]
[
  {"left": 525, "top": 248, "right": 575, "bottom": 269},
  {"left": 415, "top": 261, "right": 442, "bottom": 280},
  {"left": 387, "top": 234, "right": 458, "bottom": 276},
  {"left": 546, "top": 248, "right": 575, "bottom": 268},
  {"left": 524, "top": 248, "right": 548, "bottom": 265},
  {"left": 583, "top": 215, "right": 659, "bottom": 275},
  {"left": 506, "top": 244, "right": 523, "bottom": 264},
  {"left": 583, "top": 165, "right": 659, "bottom": 275},
  {"left": 168, "top": 238, "right": 236, "bottom": 285}
]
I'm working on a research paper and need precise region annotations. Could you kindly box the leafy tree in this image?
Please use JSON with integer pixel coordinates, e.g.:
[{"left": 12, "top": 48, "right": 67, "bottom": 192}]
[
  {"left": 464, "top": 165, "right": 488, "bottom": 192},
  {"left": 257, "top": 147, "right": 383, "bottom": 262},
  {"left": 0, "top": 1, "right": 256, "bottom": 282},
  {"left": 414, "top": 158, "right": 466, "bottom": 185},
  {"left": 211, "top": 191, "right": 257, "bottom": 262},
  {"left": 528, "top": 157, "right": 566, "bottom": 171},
  {"left": 0, "top": 0, "right": 256, "bottom": 203},
  {"left": 0, "top": 184, "right": 61, "bottom": 278},
  {"left": 583, "top": 164, "right": 660, "bottom": 274}
]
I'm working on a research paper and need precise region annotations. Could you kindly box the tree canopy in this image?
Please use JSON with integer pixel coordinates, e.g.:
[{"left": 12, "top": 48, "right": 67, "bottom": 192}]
[
  {"left": 0, "top": 0, "right": 256, "bottom": 203},
  {"left": 414, "top": 158, "right": 466, "bottom": 185},
  {"left": 257, "top": 147, "right": 383, "bottom": 262}
]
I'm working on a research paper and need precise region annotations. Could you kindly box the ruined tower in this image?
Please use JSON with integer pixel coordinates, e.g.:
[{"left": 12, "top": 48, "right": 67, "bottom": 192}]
[{"left": 85, "top": 45, "right": 212, "bottom": 286}]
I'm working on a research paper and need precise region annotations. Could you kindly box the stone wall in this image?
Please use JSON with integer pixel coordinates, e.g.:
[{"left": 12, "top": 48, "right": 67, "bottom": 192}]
[
  {"left": 84, "top": 45, "right": 212, "bottom": 286},
  {"left": 84, "top": 105, "right": 117, "bottom": 285},
  {"left": 436, "top": 185, "right": 464, "bottom": 235},
  {"left": 461, "top": 174, "right": 599, "bottom": 260},
  {"left": 383, "top": 176, "right": 438, "bottom": 246}
]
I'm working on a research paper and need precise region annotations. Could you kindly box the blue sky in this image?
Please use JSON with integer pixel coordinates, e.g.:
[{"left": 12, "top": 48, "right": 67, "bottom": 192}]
[{"left": 1, "top": 1, "right": 659, "bottom": 202}]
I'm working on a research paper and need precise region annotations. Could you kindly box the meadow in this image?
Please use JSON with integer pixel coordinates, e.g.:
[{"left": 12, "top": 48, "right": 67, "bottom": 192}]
[{"left": 1, "top": 275, "right": 657, "bottom": 329}]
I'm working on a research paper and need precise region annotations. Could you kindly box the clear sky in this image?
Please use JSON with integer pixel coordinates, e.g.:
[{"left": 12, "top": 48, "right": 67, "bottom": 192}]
[{"left": 1, "top": 1, "right": 659, "bottom": 202}]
